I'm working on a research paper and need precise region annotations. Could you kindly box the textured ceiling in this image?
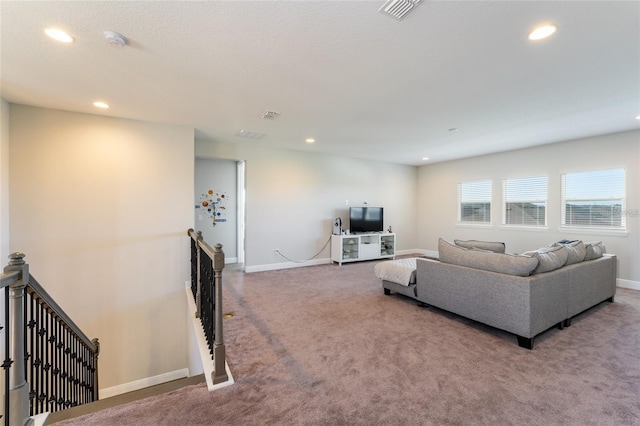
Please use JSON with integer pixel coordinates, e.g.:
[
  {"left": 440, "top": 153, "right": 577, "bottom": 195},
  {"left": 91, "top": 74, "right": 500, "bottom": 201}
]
[{"left": 1, "top": 1, "right": 639, "bottom": 165}]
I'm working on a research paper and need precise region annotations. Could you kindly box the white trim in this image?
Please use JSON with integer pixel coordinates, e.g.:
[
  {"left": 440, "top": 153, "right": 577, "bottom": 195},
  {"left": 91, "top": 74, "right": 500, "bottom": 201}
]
[
  {"left": 225, "top": 257, "right": 238, "bottom": 264},
  {"left": 31, "top": 413, "right": 49, "bottom": 426},
  {"left": 617, "top": 278, "right": 640, "bottom": 291},
  {"left": 99, "top": 368, "right": 189, "bottom": 399},
  {"left": 557, "top": 227, "right": 629, "bottom": 237},
  {"left": 184, "top": 284, "right": 234, "bottom": 391}
]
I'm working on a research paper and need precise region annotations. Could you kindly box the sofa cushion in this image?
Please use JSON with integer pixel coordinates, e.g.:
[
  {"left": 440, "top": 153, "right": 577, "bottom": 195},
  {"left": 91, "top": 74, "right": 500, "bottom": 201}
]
[
  {"left": 551, "top": 240, "right": 586, "bottom": 265},
  {"left": 523, "top": 245, "right": 568, "bottom": 274},
  {"left": 439, "top": 238, "right": 538, "bottom": 277},
  {"left": 584, "top": 241, "right": 606, "bottom": 260},
  {"left": 454, "top": 239, "right": 506, "bottom": 253}
]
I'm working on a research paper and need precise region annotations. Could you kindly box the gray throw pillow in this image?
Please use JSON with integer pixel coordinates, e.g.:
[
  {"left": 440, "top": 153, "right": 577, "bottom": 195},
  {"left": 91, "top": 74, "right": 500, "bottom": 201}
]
[
  {"left": 439, "top": 239, "right": 538, "bottom": 277},
  {"left": 584, "top": 241, "right": 606, "bottom": 260},
  {"left": 454, "top": 239, "right": 506, "bottom": 253},
  {"left": 523, "top": 246, "right": 568, "bottom": 274},
  {"left": 551, "top": 240, "right": 586, "bottom": 265}
]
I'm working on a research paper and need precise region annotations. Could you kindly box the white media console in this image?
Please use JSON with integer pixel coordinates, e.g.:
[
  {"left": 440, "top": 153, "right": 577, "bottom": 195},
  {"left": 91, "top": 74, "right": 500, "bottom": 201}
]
[{"left": 331, "top": 233, "right": 396, "bottom": 266}]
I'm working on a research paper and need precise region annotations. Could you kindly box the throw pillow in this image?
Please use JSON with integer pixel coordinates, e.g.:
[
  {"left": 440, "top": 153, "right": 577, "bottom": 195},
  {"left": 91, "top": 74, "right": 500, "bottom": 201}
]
[
  {"left": 439, "top": 239, "right": 538, "bottom": 277},
  {"left": 551, "top": 240, "right": 586, "bottom": 265},
  {"left": 584, "top": 241, "right": 606, "bottom": 260},
  {"left": 522, "top": 246, "right": 569, "bottom": 274},
  {"left": 453, "top": 239, "right": 506, "bottom": 253}
]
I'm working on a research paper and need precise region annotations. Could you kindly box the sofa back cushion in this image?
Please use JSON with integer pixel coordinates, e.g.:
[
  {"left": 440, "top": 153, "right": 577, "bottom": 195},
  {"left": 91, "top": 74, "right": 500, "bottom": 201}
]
[
  {"left": 454, "top": 239, "right": 506, "bottom": 253},
  {"left": 551, "top": 240, "right": 586, "bottom": 265},
  {"left": 439, "top": 239, "right": 538, "bottom": 277},
  {"left": 584, "top": 241, "right": 606, "bottom": 260},
  {"left": 522, "top": 245, "right": 569, "bottom": 274}
]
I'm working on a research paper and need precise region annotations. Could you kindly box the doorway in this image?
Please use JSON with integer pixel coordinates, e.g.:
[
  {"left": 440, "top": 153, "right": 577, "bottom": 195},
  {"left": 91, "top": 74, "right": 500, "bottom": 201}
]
[{"left": 194, "top": 158, "right": 245, "bottom": 265}]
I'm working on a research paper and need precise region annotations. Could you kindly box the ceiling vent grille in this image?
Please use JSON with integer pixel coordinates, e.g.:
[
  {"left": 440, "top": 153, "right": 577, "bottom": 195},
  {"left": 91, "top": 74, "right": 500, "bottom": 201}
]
[
  {"left": 379, "top": 0, "right": 423, "bottom": 21},
  {"left": 236, "top": 130, "right": 266, "bottom": 139},
  {"left": 259, "top": 110, "right": 280, "bottom": 120}
]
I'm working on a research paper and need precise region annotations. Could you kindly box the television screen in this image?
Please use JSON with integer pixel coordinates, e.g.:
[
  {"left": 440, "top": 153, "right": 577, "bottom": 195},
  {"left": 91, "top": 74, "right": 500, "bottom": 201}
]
[{"left": 349, "top": 207, "right": 383, "bottom": 233}]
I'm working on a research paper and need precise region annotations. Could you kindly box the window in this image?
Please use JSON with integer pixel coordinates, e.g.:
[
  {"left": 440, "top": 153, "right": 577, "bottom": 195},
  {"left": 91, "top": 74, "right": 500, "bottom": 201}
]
[
  {"left": 458, "top": 180, "right": 491, "bottom": 224},
  {"left": 502, "top": 176, "right": 547, "bottom": 226},
  {"left": 561, "top": 168, "right": 626, "bottom": 229}
]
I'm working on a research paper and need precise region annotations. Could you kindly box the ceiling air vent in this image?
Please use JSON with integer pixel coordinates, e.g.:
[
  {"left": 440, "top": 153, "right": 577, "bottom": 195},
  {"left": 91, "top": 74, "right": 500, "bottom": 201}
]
[
  {"left": 236, "top": 130, "right": 266, "bottom": 139},
  {"left": 379, "top": 0, "right": 423, "bottom": 21},
  {"left": 259, "top": 110, "right": 280, "bottom": 120}
]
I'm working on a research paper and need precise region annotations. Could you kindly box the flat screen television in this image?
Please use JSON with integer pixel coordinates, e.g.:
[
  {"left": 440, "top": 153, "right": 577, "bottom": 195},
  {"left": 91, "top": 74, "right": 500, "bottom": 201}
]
[{"left": 349, "top": 207, "right": 383, "bottom": 233}]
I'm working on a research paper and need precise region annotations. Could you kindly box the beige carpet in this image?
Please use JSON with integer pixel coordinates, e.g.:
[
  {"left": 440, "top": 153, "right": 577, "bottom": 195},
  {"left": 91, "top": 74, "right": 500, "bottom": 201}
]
[{"left": 54, "top": 259, "right": 640, "bottom": 425}]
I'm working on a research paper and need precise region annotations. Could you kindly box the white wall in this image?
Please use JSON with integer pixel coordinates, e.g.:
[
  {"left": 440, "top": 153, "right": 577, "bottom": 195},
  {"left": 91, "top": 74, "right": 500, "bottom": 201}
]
[
  {"left": 194, "top": 158, "right": 238, "bottom": 262},
  {"left": 417, "top": 130, "right": 640, "bottom": 284},
  {"left": 1, "top": 98, "right": 9, "bottom": 263},
  {"left": 195, "top": 140, "right": 419, "bottom": 271},
  {"left": 9, "top": 105, "right": 194, "bottom": 390},
  {"left": 0, "top": 98, "right": 8, "bottom": 417}
]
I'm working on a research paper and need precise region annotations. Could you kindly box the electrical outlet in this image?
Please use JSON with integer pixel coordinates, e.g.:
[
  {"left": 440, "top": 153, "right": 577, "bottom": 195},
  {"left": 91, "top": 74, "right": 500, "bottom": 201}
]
[{"left": 345, "top": 199, "right": 349, "bottom": 205}]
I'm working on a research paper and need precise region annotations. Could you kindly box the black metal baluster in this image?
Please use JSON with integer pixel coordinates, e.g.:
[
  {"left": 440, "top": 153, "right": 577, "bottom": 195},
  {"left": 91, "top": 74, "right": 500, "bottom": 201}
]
[
  {"left": 72, "top": 336, "right": 78, "bottom": 406},
  {"left": 27, "top": 292, "right": 35, "bottom": 415},
  {"left": 38, "top": 302, "right": 45, "bottom": 414}
]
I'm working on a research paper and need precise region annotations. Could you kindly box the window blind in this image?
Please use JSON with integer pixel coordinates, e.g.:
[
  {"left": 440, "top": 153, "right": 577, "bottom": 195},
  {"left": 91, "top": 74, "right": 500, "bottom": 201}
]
[
  {"left": 561, "top": 168, "right": 626, "bottom": 229},
  {"left": 502, "top": 176, "right": 547, "bottom": 226},
  {"left": 458, "top": 180, "right": 492, "bottom": 223}
]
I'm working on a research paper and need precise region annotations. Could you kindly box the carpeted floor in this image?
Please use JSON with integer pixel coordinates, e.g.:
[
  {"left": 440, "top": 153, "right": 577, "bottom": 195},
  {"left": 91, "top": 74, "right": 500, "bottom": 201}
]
[{"left": 54, "top": 259, "right": 640, "bottom": 425}]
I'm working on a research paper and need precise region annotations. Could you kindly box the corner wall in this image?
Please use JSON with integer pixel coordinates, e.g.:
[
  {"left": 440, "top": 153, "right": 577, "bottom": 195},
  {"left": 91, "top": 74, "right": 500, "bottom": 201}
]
[
  {"left": 417, "top": 130, "right": 640, "bottom": 284},
  {"left": 0, "top": 98, "right": 9, "bottom": 417},
  {"left": 1, "top": 98, "right": 9, "bottom": 263},
  {"left": 195, "top": 140, "right": 419, "bottom": 270},
  {"left": 9, "top": 105, "right": 195, "bottom": 390}
]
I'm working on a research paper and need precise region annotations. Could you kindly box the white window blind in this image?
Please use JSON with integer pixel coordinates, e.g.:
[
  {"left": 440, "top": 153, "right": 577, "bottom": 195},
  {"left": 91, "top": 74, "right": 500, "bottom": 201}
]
[
  {"left": 458, "top": 180, "right": 492, "bottom": 223},
  {"left": 561, "top": 168, "right": 626, "bottom": 229},
  {"left": 502, "top": 176, "right": 547, "bottom": 226}
]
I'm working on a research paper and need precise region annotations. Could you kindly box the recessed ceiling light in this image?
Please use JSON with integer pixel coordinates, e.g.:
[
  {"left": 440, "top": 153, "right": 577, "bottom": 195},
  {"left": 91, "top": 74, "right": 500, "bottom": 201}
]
[
  {"left": 305, "top": 138, "right": 316, "bottom": 144},
  {"left": 44, "top": 28, "right": 75, "bottom": 43},
  {"left": 636, "top": 115, "right": 640, "bottom": 120},
  {"left": 422, "top": 157, "right": 430, "bottom": 161},
  {"left": 528, "top": 24, "right": 557, "bottom": 41},
  {"left": 93, "top": 101, "right": 110, "bottom": 109}
]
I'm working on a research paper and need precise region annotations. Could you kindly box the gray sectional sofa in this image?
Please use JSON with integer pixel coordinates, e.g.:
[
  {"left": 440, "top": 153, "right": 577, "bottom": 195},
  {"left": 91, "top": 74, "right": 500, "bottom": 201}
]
[{"left": 380, "top": 239, "right": 617, "bottom": 349}]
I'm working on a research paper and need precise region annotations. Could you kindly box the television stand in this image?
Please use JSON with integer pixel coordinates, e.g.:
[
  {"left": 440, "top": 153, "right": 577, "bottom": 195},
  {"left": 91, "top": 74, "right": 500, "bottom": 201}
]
[{"left": 331, "top": 233, "right": 396, "bottom": 266}]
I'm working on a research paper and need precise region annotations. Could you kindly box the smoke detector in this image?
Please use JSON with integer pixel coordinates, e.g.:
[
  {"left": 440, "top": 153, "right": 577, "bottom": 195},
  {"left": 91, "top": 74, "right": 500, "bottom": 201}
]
[
  {"left": 104, "top": 31, "right": 128, "bottom": 47},
  {"left": 379, "top": 0, "right": 423, "bottom": 21}
]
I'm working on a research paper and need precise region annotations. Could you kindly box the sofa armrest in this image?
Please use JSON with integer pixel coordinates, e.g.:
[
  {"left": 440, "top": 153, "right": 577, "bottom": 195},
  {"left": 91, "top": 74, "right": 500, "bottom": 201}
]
[{"left": 565, "top": 254, "right": 616, "bottom": 318}]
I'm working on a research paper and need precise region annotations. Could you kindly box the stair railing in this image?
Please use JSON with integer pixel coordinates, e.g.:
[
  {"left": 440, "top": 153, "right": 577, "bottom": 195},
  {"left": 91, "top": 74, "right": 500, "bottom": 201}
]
[
  {"left": 1, "top": 252, "right": 99, "bottom": 425},
  {"left": 187, "top": 229, "right": 228, "bottom": 385}
]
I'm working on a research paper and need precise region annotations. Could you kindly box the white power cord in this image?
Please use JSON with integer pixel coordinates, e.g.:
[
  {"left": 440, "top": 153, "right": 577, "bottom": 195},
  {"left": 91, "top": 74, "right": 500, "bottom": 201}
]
[{"left": 274, "top": 235, "right": 332, "bottom": 263}]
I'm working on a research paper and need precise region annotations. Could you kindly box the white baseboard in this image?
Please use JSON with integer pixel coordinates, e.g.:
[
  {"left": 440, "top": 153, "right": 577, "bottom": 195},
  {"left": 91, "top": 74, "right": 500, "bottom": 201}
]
[
  {"left": 617, "top": 278, "right": 640, "bottom": 291},
  {"left": 225, "top": 257, "right": 238, "bottom": 264},
  {"left": 99, "top": 368, "right": 189, "bottom": 399},
  {"left": 397, "top": 248, "right": 438, "bottom": 258},
  {"left": 245, "top": 250, "right": 440, "bottom": 273},
  {"left": 245, "top": 257, "right": 331, "bottom": 273}
]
